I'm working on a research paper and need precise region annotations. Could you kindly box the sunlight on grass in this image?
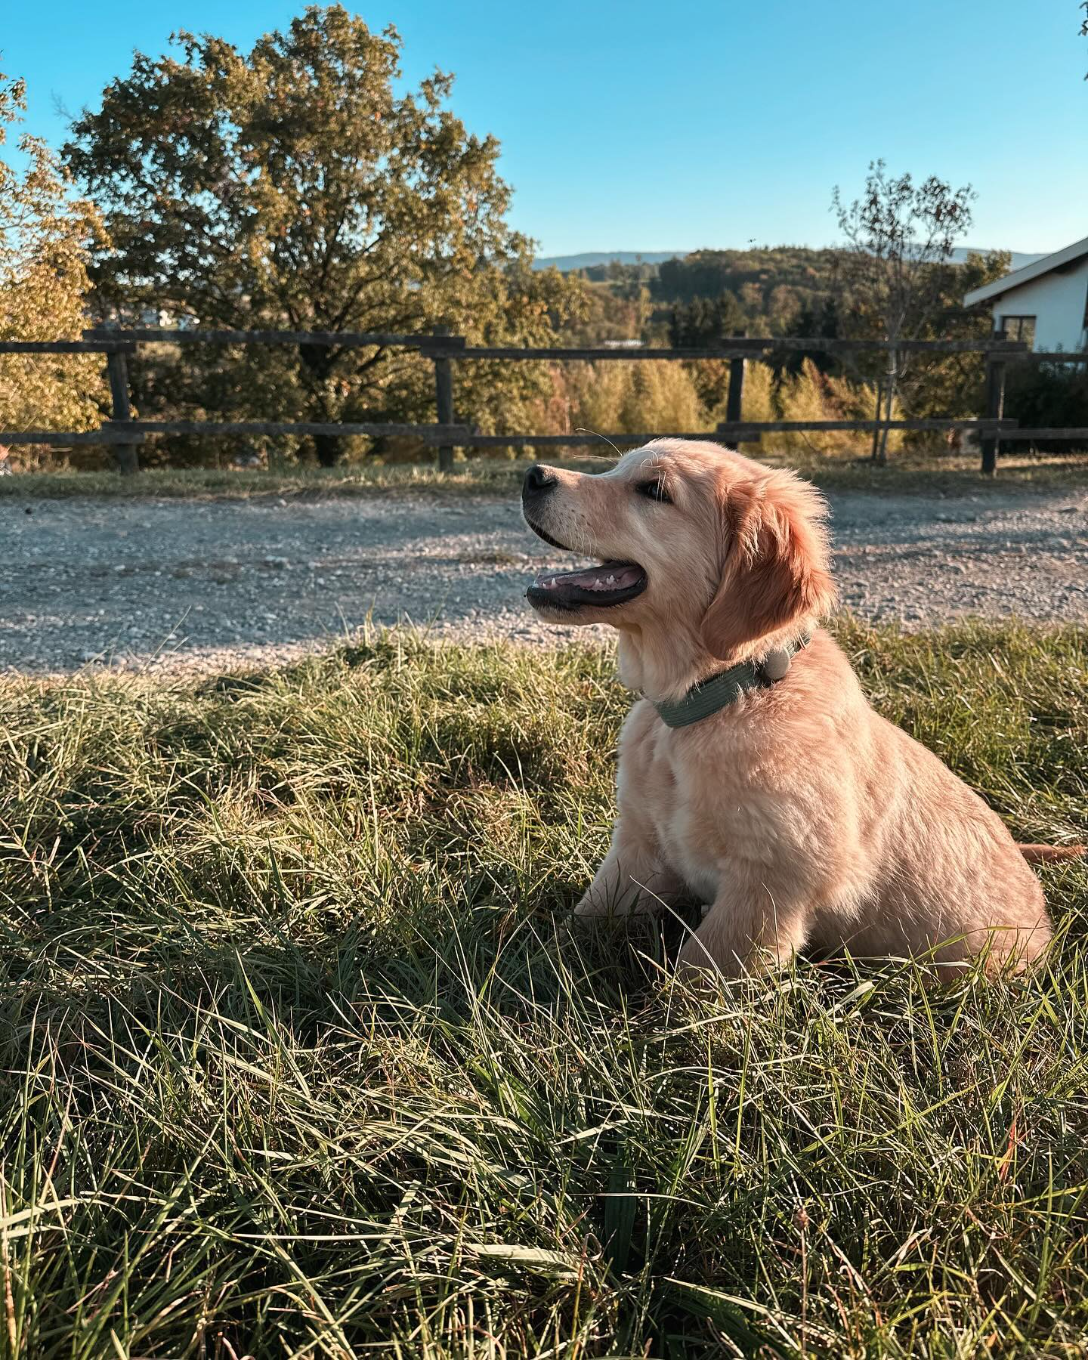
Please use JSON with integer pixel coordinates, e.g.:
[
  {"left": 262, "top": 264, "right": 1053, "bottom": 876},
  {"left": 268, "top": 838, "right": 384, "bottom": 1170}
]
[
  {"left": 2, "top": 450, "right": 1087, "bottom": 502},
  {"left": 0, "top": 619, "right": 1086, "bottom": 1355}
]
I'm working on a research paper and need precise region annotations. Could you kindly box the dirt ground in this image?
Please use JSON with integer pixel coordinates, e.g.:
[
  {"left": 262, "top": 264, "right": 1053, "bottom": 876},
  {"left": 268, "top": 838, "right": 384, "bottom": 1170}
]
[{"left": 2, "top": 483, "right": 1086, "bottom": 674}]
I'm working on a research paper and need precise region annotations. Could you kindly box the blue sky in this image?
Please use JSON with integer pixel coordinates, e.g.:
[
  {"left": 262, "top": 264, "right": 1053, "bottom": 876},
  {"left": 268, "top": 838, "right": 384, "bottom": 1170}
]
[{"left": 3, "top": 0, "right": 1085, "bottom": 257}]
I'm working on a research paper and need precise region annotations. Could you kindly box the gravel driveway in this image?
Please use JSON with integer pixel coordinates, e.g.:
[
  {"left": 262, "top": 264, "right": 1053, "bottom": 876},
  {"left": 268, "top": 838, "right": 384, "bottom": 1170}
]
[{"left": 2, "top": 485, "right": 1086, "bottom": 675}]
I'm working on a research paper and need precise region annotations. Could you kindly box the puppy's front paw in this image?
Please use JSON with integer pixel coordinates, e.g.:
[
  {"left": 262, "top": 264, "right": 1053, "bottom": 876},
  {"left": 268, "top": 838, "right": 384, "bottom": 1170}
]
[{"left": 573, "top": 891, "right": 615, "bottom": 920}]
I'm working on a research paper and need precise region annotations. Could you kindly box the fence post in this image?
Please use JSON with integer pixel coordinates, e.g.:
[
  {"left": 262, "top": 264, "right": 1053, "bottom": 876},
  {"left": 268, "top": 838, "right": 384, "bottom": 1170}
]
[
  {"left": 980, "top": 331, "right": 1007, "bottom": 476},
  {"left": 106, "top": 347, "right": 139, "bottom": 475},
  {"left": 870, "top": 380, "right": 884, "bottom": 461},
  {"left": 433, "top": 324, "right": 455, "bottom": 473},
  {"left": 725, "top": 330, "right": 746, "bottom": 436}
]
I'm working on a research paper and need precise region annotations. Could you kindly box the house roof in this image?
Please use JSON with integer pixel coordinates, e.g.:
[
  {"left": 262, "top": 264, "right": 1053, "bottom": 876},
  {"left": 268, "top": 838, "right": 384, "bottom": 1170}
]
[{"left": 964, "top": 235, "right": 1088, "bottom": 307}]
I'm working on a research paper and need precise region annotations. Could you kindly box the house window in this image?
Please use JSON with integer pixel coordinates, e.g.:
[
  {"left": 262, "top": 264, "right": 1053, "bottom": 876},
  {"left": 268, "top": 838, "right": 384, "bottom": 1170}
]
[{"left": 1000, "top": 315, "right": 1036, "bottom": 347}]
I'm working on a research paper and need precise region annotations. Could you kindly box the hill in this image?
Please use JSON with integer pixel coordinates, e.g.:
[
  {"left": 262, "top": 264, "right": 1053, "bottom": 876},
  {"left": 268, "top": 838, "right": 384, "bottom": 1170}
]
[
  {"left": 535, "top": 247, "right": 1043, "bottom": 274},
  {"left": 546, "top": 243, "right": 1034, "bottom": 348}
]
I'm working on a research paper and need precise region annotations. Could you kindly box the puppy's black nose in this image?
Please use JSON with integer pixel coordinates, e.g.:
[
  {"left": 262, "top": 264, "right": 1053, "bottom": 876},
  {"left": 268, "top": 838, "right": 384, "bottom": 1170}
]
[{"left": 523, "top": 464, "right": 558, "bottom": 496}]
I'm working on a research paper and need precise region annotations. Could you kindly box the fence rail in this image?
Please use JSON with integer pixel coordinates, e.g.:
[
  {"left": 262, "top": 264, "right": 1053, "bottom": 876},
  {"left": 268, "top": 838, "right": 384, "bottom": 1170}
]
[
  {"left": 0, "top": 339, "right": 134, "bottom": 354},
  {"left": 80, "top": 329, "right": 1033, "bottom": 357},
  {"left": 1, "top": 328, "right": 1084, "bottom": 475},
  {"left": 82, "top": 327, "right": 462, "bottom": 351},
  {"left": 128, "top": 420, "right": 470, "bottom": 443},
  {"left": 0, "top": 428, "right": 147, "bottom": 445}
]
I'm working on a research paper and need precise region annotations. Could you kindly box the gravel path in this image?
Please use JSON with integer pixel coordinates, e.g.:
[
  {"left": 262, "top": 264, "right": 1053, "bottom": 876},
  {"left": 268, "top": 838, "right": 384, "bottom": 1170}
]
[{"left": 2, "top": 485, "right": 1086, "bottom": 675}]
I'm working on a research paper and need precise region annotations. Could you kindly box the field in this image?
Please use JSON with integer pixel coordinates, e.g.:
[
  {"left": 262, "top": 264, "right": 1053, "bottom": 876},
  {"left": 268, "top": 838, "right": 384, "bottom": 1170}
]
[{"left": 2, "top": 619, "right": 1088, "bottom": 1357}]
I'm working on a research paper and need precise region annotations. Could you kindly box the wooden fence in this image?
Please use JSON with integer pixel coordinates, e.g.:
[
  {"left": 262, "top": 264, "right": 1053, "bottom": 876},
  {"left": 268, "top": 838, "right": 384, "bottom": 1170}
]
[{"left": 1, "top": 328, "right": 1086, "bottom": 476}]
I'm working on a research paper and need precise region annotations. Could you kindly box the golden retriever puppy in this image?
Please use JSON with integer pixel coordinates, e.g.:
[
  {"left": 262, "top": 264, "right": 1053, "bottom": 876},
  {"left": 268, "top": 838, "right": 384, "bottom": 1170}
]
[{"left": 521, "top": 438, "right": 1057, "bottom": 981}]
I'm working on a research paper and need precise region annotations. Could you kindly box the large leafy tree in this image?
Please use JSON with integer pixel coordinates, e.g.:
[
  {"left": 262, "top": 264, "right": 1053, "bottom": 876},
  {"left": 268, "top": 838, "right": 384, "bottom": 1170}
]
[
  {"left": 65, "top": 6, "right": 579, "bottom": 465},
  {"left": 0, "top": 65, "right": 106, "bottom": 454}
]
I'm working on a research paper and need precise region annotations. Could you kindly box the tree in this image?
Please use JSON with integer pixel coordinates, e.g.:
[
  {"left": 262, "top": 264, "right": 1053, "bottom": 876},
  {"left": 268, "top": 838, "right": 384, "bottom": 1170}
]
[
  {"left": 905, "top": 249, "right": 1011, "bottom": 438},
  {"left": 782, "top": 294, "right": 842, "bottom": 375},
  {"left": 664, "top": 291, "right": 748, "bottom": 413},
  {"left": 1082, "top": 2, "right": 1087, "bottom": 72},
  {"left": 832, "top": 161, "right": 974, "bottom": 463},
  {"left": 667, "top": 291, "right": 747, "bottom": 349},
  {"left": 0, "top": 65, "right": 106, "bottom": 454},
  {"left": 64, "top": 6, "right": 580, "bottom": 466}
]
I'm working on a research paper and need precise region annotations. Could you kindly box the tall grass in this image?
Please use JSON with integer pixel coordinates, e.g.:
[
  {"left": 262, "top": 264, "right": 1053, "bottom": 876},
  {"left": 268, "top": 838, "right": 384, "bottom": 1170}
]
[
  {"left": 718, "top": 360, "right": 903, "bottom": 459},
  {"left": 1, "top": 620, "right": 1087, "bottom": 1356},
  {"left": 530, "top": 358, "right": 894, "bottom": 458},
  {"left": 564, "top": 360, "right": 710, "bottom": 436}
]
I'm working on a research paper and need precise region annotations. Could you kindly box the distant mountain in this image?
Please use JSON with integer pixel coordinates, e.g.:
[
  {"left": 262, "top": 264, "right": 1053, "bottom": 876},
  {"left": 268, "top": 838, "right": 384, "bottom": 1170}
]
[
  {"left": 533, "top": 251, "right": 684, "bottom": 271},
  {"left": 949, "top": 248, "right": 1044, "bottom": 270},
  {"left": 534, "top": 247, "right": 1045, "bottom": 273}
]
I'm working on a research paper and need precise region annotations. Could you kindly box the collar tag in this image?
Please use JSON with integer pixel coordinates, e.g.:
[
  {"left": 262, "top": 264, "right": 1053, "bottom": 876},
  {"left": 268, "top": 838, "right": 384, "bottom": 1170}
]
[{"left": 761, "top": 647, "right": 792, "bottom": 681}]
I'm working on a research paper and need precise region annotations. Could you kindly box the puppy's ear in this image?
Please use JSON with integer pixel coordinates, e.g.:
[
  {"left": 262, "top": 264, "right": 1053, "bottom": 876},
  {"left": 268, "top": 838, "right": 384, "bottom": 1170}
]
[{"left": 700, "top": 470, "right": 836, "bottom": 659}]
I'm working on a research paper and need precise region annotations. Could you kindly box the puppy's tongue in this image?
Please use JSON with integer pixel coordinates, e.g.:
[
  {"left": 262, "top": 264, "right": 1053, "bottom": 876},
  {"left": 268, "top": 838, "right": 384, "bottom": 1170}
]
[{"left": 534, "top": 563, "right": 643, "bottom": 593}]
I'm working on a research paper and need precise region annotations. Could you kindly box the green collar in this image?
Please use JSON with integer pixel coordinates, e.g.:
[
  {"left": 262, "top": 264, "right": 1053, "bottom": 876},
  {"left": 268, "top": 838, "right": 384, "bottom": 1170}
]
[{"left": 651, "top": 633, "right": 811, "bottom": 729}]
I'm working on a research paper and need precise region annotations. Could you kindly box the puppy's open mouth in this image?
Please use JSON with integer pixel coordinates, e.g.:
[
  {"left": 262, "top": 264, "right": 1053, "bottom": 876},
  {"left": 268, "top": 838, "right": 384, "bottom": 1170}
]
[{"left": 524, "top": 519, "right": 647, "bottom": 611}]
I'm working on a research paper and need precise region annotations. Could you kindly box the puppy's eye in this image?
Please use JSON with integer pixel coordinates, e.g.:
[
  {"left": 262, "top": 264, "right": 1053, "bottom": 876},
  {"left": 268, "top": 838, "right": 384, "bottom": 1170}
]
[{"left": 638, "top": 480, "right": 671, "bottom": 504}]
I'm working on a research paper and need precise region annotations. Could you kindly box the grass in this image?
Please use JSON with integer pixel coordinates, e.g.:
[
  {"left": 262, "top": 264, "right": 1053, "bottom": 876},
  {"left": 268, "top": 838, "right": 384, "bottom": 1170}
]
[
  {"left": 0, "top": 460, "right": 532, "bottom": 501},
  {"left": 1, "top": 617, "right": 1087, "bottom": 1358},
  {"left": 2, "top": 450, "right": 1087, "bottom": 502}
]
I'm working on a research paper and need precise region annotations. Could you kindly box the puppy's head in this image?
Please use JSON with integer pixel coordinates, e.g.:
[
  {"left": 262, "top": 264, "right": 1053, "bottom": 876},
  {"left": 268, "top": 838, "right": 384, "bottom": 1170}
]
[{"left": 522, "top": 439, "right": 836, "bottom": 659}]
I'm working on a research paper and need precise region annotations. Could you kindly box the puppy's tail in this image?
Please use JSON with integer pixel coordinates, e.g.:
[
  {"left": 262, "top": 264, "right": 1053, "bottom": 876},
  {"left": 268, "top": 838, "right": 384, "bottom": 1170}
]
[{"left": 1018, "top": 843, "right": 1086, "bottom": 865}]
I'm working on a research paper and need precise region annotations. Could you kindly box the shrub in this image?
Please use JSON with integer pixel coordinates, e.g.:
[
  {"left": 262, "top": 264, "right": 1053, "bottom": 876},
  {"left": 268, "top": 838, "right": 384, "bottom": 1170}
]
[
  {"left": 530, "top": 360, "right": 712, "bottom": 445},
  {"left": 716, "top": 358, "right": 898, "bottom": 457},
  {"left": 1004, "top": 361, "right": 1088, "bottom": 451}
]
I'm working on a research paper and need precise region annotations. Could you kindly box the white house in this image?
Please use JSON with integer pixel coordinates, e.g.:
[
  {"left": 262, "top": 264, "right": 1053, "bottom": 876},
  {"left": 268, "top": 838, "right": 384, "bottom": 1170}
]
[{"left": 964, "top": 235, "right": 1088, "bottom": 353}]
